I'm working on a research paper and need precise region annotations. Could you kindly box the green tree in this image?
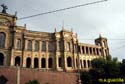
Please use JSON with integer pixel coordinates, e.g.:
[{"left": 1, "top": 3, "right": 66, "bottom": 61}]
[
  {"left": 80, "top": 71, "right": 93, "bottom": 84},
  {"left": 26, "top": 80, "right": 39, "bottom": 84},
  {"left": 81, "top": 55, "right": 121, "bottom": 84},
  {"left": 120, "top": 59, "right": 125, "bottom": 77}
]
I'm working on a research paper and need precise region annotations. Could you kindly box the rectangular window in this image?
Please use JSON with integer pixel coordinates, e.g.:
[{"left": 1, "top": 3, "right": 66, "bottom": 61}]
[
  {"left": 42, "top": 41, "right": 46, "bottom": 51},
  {"left": 57, "top": 41, "right": 63, "bottom": 51},
  {"left": 48, "top": 41, "right": 53, "bottom": 52}
]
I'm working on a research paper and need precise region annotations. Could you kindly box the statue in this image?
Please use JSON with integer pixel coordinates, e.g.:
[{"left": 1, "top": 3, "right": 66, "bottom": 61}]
[{"left": 1, "top": 4, "right": 8, "bottom": 13}]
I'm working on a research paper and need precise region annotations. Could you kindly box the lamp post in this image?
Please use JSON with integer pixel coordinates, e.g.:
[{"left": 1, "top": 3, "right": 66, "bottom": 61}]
[
  {"left": 17, "top": 65, "right": 20, "bottom": 84},
  {"left": 76, "top": 38, "right": 81, "bottom": 84}
]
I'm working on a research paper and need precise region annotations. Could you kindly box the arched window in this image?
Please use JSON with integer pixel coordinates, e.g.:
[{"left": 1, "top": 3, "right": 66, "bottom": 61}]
[
  {"left": 0, "top": 32, "right": 6, "bottom": 48},
  {"left": 58, "top": 57, "right": 62, "bottom": 67},
  {"left": 48, "top": 41, "right": 53, "bottom": 52},
  {"left": 82, "top": 46, "right": 85, "bottom": 54},
  {"left": 48, "top": 58, "right": 53, "bottom": 68},
  {"left": 42, "top": 41, "right": 46, "bottom": 51},
  {"left": 66, "top": 42, "right": 70, "bottom": 51},
  {"left": 27, "top": 40, "right": 32, "bottom": 51},
  {"left": 41, "top": 58, "right": 46, "bottom": 68},
  {"left": 83, "top": 60, "right": 86, "bottom": 68},
  {"left": 87, "top": 60, "right": 91, "bottom": 68},
  {"left": 67, "top": 57, "right": 72, "bottom": 67},
  {"left": 0, "top": 53, "right": 4, "bottom": 66},
  {"left": 97, "top": 48, "right": 99, "bottom": 55},
  {"left": 15, "top": 56, "right": 21, "bottom": 66},
  {"left": 80, "top": 60, "right": 83, "bottom": 68},
  {"left": 26, "top": 57, "right": 31, "bottom": 68},
  {"left": 86, "top": 47, "right": 89, "bottom": 54},
  {"left": 90, "top": 48, "right": 92, "bottom": 54},
  {"left": 78, "top": 46, "right": 80, "bottom": 53},
  {"left": 34, "top": 58, "right": 38, "bottom": 68},
  {"left": 34, "top": 41, "right": 39, "bottom": 51},
  {"left": 16, "top": 39, "right": 21, "bottom": 49},
  {"left": 93, "top": 48, "right": 96, "bottom": 55}
]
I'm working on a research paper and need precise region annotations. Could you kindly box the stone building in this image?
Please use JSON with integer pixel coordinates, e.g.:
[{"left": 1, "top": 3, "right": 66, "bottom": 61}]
[{"left": 0, "top": 5, "right": 109, "bottom": 72}]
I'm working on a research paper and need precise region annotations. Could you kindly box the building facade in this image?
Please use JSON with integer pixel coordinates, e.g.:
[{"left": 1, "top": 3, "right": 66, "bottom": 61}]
[{"left": 0, "top": 6, "right": 109, "bottom": 72}]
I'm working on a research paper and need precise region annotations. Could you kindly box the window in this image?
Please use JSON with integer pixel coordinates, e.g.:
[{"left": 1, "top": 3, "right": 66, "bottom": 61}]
[
  {"left": 82, "top": 46, "right": 85, "bottom": 54},
  {"left": 86, "top": 47, "right": 88, "bottom": 54},
  {"left": 83, "top": 60, "right": 86, "bottom": 68},
  {"left": 48, "top": 41, "right": 53, "bottom": 52},
  {"left": 78, "top": 46, "right": 80, "bottom": 53},
  {"left": 26, "top": 57, "right": 31, "bottom": 68},
  {"left": 27, "top": 40, "right": 32, "bottom": 51},
  {"left": 105, "top": 49, "right": 107, "bottom": 56},
  {"left": 57, "top": 41, "right": 63, "bottom": 50},
  {"left": 74, "top": 44, "right": 77, "bottom": 53},
  {"left": 90, "top": 48, "right": 92, "bottom": 54},
  {"left": 34, "top": 41, "right": 39, "bottom": 51},
  {"left": 48, "top": 58, "right": 53, "bottom": 68},
  {"left": 15, "top": 56, "right": 21, "bottom": 66},
  {"left": 0, "top": 32, "right": 5, "bottom": 48},
  {"left": 34, "top": 58, "right": 38, "bottom": 68},
  {"left": 16, "top": 39, "right": 21, "bottom": 49},
  {"left": 87, "top": 60, "right": 91, "bottom": 68},
  {"left": 93, "top": 48, "right": 96, "bottom": 55},
  {"left": 97, "top": 48, "right": 99, "bottom": 55},
  {"left": 0, "top": 53, "right": 4, "bottom": 66},
  {"left": 41, "top": 58, "right": 46, "bottom": 68},
  {"left": 58, "top": 57, "right": 62, "bottom": 67},
  {"left": 66, "top": 42, "right": 70, "bottom": 51},
  {"left": 42, "top": 41, "right": 46, "bottom": 51},
  {"left": 67, "top": 57, "right": 72, "bottom": 67}
]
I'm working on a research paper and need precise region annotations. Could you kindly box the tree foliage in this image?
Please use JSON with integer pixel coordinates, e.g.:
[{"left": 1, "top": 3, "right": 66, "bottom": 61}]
[
  {"left": 81, "top": 56, "right": 125, "bottom": 84},
  {"left": 26, "top": 80, "right": 39, "bottom": 84}
]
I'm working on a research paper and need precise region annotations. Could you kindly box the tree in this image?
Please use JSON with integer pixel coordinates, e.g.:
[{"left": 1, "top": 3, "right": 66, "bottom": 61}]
[
  {"left": 26, "top": 80, "right": 39, "bottom": 84},
  {"left": 81, "top": 56, "right": 121, "bottom": 84},
  {"left": 80, "top": 71, "right": 93, "bottom": 84},
  {"left": 120, "top": 59, "right": 125, "bottom": 77}
]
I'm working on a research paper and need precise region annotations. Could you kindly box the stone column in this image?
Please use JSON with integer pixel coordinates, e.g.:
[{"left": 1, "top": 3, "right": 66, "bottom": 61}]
[
  {"left": 17, "top": 66, "right": 20, "bottom": 84},
  {"left": 22, "top": 57, "right": 26, "bottom": 67},
  {"left": 84, "top": 46, "right": 86, "bottom": 55},
  {"left": 86, "top": 60, "right": 88, "bottom": 68},
  {"left": 39, "top": 40, "right": 41, "bottom": 69},
  {"left": 91, "top": 47, "right": 94, "bottom": 55},
  {"left": 46, "top": 41, "right": 48, "bottom": 70},
  {"left": 88, "top": 47, "right": 90, "bottom": 55},
  {"left": 31, "top": 40, "right": 34, "bottom": 68},
  {"left": 63, "top": 40, "right": 67, "bottom": 71},
  {"left": 80, "top": 46, "right": 82, "bottom": 54},
  {"left": 10, "top": 49, "right": 14, "bottom": 66}
]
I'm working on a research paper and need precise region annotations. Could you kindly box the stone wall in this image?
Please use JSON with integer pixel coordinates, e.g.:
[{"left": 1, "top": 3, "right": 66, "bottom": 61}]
[{"left": 0, "top": 67, "right": 78, "bottom": 84}]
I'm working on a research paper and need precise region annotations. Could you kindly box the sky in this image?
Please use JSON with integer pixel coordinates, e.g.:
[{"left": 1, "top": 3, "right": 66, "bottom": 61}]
[{"left": 0, "top": 0, "right": 125, "bottom": 61}]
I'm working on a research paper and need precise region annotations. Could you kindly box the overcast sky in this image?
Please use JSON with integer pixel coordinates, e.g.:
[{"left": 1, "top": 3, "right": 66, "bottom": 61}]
[{"left": 1, "top": 0, "right": 125, "bottom": 61}]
